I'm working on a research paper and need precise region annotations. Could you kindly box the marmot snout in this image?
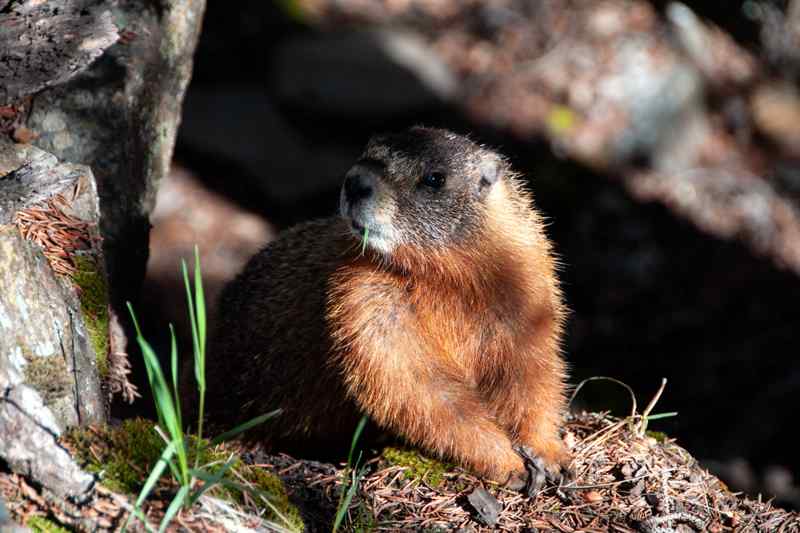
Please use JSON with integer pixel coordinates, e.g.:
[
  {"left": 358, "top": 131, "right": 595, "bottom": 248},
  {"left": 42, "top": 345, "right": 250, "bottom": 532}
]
[{"left": 201, "top": 126, "right": 570, "bottom": 489}]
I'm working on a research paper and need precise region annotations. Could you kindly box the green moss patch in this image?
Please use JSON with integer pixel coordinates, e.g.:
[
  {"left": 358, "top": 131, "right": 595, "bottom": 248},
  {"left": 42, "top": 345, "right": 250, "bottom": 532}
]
[
  {"left": 646, "top": 430, "right": 669, "bottom": 443},
  {"left": 382, "top": 447, "right": 454, "bottom": 488},
  {"left": 71, "top": 255, "right": 109, "bottom": 376},
  {"left": 65, "top": 418, "right": 164, "bottom": 494},
  {"left": 26, "top": 516, "right": 71, "bottom": 533},
  {"left": 239, "top": 466, "right": 305, "bottom": 531},
  {"left": 63, "top": 418, "right": 304, "bottom": 531}
]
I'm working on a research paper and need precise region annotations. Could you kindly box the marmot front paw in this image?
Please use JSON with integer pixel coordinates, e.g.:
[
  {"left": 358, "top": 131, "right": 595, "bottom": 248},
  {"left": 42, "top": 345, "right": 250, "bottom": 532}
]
[{"left": 507, "top": 445, "right": 572, "bottom": 497}]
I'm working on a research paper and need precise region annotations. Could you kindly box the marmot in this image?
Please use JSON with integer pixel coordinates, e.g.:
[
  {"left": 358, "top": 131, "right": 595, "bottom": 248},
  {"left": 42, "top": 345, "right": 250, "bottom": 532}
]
[{"left": 202, "top": 127, "right": 569, "bottom": 489}]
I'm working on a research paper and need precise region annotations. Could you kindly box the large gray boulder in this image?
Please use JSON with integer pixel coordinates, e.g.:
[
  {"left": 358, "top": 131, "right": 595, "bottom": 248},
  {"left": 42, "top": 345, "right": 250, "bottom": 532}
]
[
  {"left": 0, "top": 141, "right": 103, "bottom": 499},
  {"left": 0, "top": 0, "right": 205, "bottom": 501},
  {"left": 5, "top": 0, "right": 206, "bottom": 311}
]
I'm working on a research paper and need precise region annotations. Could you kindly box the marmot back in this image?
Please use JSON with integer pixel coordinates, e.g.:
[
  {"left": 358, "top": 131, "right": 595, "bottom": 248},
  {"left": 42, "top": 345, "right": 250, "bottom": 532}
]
[{"left": 202, "top": 127, "right": 569, "bottom": 489}]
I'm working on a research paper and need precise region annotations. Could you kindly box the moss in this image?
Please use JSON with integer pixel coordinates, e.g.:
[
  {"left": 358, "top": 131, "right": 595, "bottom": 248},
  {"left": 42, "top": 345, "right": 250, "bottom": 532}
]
[
  {"left": 71, "top": 255, "right": 109, "bottom": 376},
  {"left": 22, "top": 354, "right": 71, "bottom": 405},
  {"left": 64, "top": 419, "right": 304, "bottom": 531},
  {"left": 240, "top": 467, "right": 305, "bottom": 531},
  {"left": 26, "top": 516, "right": 71, "bottom": 533},
  {"left": 382, "top": 447, "right": 453, "bottom": 488},
  {"left": 66, "top": 418, "right": 164, "bottom": 494},
  {"left": 646, "top": 430, "right": 669, "bottom": 443},
  {"left": 186, "top": 446, "right": 304, "bottom": 530}
]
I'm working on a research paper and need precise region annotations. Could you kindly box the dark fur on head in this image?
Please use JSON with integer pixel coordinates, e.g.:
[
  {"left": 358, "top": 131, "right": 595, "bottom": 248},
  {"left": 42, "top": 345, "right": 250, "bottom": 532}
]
[{"left": 341, "top": 127, "right": 511, "bottom": 261}]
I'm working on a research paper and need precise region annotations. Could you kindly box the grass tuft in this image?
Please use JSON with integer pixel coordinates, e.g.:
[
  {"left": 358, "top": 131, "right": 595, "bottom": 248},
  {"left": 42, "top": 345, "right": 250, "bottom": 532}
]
[{"left": 124, "top": 247, "right": 291, "bottom": 532}]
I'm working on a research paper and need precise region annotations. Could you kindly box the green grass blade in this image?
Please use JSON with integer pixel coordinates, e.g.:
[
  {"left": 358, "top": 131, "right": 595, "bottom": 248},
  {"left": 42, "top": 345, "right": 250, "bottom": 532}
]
[
  {"left": 169, "top": 324, "right": 181, "bottom": 433},
  {"left": 209, "top": 409, "right": 282, "bottom": 446},
  {"left": 158, "top": 484, "right": 191, "bottom": 533},
  {"left": 126, "top": 302, "right": 143, "bottom": 336},
  {"left": 192, "top": 247, "right": 207, "bottom": 457},
  {"left": 210, "top": 478, "right": 300, "bottom": 532},
  {"left": 129, "top": 319, "right": 169, "bottom": 428},
  {"left": 360, "top": 227, "right": 369, "bottom": 255},
  {"left": 347, "top": 416, "right": 368, "bottom": 467},
  {"left": 333, "top": 454, "right": 364, "bottom": 533},
  {"left": 186, "top": 460, "right": 236, "bottom": 506},
  {"left": 333, "top": 416, "right": 368, "bottom": 533},
  {"left": 181, "top": 259, "right": 201, "bottom": 385},
  {"left": 193, "top": 245, "right": 207, "bottom": 375},
  {"left": 644, "top": 412, "right": 678, "bottom": 421},
  {"left": 568, "top": 376, "right": 638, "bottom": 419},
  {"left": 134, "top": 440, "right": 178, "bottom": 509},
  {"left": 137, "top": 335, "right": 188, "bottom": 482},
  {"left": 123, "top": 506, "right": 157, "bottom": 533},
  {"left": 128, "top": 303, "right": 189, "bottom": 485}
]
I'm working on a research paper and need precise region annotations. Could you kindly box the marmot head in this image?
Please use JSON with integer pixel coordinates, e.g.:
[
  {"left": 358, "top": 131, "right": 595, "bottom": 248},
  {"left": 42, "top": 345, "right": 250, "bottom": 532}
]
[{"left": 339, "top": 127, "right": 509, "bottom": 256}]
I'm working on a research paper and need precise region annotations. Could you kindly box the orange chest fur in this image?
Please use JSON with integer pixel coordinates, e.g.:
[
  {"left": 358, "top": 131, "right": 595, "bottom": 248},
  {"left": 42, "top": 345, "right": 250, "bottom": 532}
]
[{"left": 328, "top": 266, "right": 526, "bottom": 384}]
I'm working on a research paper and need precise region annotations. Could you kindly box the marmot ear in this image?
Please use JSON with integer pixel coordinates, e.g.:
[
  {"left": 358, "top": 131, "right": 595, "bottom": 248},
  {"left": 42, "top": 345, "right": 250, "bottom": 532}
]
[{"left": 478, "top": 157, "right": 503, "bottom": 191}]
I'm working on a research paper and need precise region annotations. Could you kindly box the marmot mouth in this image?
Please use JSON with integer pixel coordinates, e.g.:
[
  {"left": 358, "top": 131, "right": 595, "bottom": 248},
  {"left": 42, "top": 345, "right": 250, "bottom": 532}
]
[{"left": 350, "top": 220, "right": 380, "bottom": 238}]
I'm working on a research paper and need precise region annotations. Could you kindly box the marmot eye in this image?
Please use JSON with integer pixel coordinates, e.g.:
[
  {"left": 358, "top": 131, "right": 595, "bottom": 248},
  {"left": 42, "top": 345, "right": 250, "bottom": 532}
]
[{"left": 421, "top": 172, "right": 446, "bottom": 190}]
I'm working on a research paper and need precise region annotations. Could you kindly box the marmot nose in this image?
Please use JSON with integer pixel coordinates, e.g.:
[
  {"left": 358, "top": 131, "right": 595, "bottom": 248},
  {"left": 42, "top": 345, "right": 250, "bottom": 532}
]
[{"left": 344, "top": 174, "right": 373, "bottom": 204}]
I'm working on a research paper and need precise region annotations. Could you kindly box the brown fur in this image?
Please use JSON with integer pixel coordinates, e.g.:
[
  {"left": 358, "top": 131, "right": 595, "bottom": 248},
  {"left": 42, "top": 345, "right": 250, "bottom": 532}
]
[{"left": 200, "top": 127, "right": 569, "bottom": 485}]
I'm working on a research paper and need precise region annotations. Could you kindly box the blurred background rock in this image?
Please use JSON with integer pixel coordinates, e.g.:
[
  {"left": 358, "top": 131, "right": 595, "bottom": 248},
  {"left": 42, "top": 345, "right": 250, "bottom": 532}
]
[{"left": 138, "top": 0, "right": 800, "bottom": 509}]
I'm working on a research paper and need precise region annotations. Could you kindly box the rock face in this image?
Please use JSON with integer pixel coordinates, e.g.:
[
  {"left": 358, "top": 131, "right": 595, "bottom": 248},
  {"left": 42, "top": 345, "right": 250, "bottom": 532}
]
[
  {"left": 0, "top": 0, "right": 205, "bottom": 501},
  {"left": 0, "top": 373, "right": 95, "bottom": 501},
  {"left": 0, "top": 0, "right": 205, "bottom": 504},
  {"left": 0, "top": 141, "right": 106, "bottom": 428},
  {"left": 19, "top": 0, "right": 206, "bottom": 313},
  {"left": 0, "top": 141, "right": 103, "bottom": 500},
  {"left": 0, "top": 0, "right": 119, "bottom": 105}
]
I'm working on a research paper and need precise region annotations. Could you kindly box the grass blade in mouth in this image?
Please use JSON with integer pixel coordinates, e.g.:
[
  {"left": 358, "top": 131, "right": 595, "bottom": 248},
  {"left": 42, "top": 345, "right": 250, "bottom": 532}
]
[{"left": 360, "top": 226, "right": 369, "bottom": 255}]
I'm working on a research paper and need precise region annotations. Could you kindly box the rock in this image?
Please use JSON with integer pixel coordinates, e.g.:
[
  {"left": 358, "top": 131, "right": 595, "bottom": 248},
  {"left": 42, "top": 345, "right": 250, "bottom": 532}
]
[
  {"left": 466, "top": 486, "right": 501, "bottom": 527},
  {"left": 21, "top": 0, "right": 206, "bottom": 313},
  {"left": 0, "top": 140, "right": 106, "bottom": 428},
  {"left": 0, "top": 0, "right": 119, "bottom": 105},
  {"left": 0, "top": 0, "right": 205, "bottom": 506},
  {"left": 0, "top": 374, "right": 95, "bottom": 501},
  {"left": 0, "top": 141, "right": 104, "bottom": 499},
  {"left": 0, "top": 495, "right": 28, "bottom": 532}
]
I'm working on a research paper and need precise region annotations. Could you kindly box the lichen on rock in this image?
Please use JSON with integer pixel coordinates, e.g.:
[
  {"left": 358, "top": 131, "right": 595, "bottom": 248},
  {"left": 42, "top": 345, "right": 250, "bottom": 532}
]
[{"left": 21, "top": 352, "right": 71, "bottom": 406}]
